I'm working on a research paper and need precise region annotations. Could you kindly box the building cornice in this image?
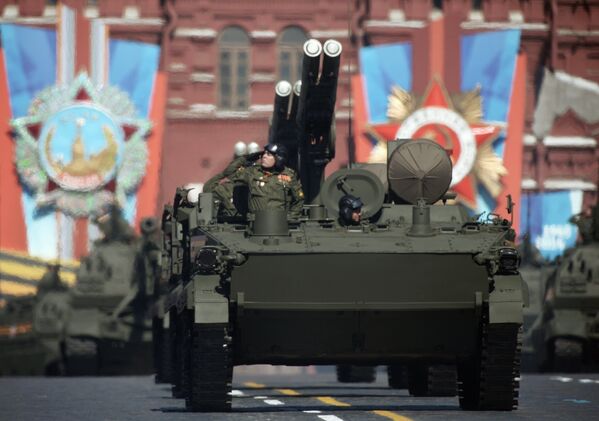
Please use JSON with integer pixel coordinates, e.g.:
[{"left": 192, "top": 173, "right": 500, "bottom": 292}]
[
  {"left": 364, "top": 19, "right": 426, "bottom": 29},
  {"left": 174, "top": 27, "right": 217, "bottom": 39},
  {"left": 523, "top": 134, "right": 537, "bottom": 146},
  {"left": 461, "top": 21, "right": 548, "bottom": 31},
  {"left": 544, "top": 179, "right": 596, "bottom": 191},
  {"left": 543, "top": 136, "right": 597, "bottom": 148},
  {"left": 310, "top": 29, "right": 349, "bottom": 38}
]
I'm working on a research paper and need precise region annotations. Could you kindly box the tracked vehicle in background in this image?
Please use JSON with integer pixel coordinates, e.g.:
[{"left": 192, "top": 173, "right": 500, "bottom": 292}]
[
  {"left": 0, "top": 295, "right": 51, "bottom": 375},
  {"left": 518, "top": 237, "right": 551, "bottom": 371},
  {"left": 0, "top": 270, "right": 70, "bottom": 376},
  {"left": 64, "top": 210, "right": 160, "bottom": 375},
  {"left": 528, "top": 204, "right": 599, "bottom": 372},
  {"left": 157, "top": 38, "right": 525, "bottom": 412}
]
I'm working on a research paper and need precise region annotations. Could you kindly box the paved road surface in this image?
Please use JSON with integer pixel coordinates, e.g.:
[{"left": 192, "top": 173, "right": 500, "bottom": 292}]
[{"left": 1, "top": 370, "right": 598, "bottom": 420}]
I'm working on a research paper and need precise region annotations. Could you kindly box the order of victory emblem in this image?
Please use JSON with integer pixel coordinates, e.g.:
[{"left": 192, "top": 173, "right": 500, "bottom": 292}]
[
  {"left": 11, "top": 72, "right": 151, "bottom": 217},
  {"left": 367, "top": 78, "right": 506, "bottom": 209}
]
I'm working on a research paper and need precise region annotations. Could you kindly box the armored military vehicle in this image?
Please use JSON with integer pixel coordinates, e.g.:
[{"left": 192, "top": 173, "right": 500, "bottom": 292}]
[
  {"left": 152, "top": 204, "right": 176, "bottom": 385},
  {"left": 0, "top": 267, "right": 70, "bottom": 376},
  {"left": 0, "top": 295, "right": 46, "bottom": 375},
  {"left": 158, "top": 38, "right": 525, "bottom": 412},
  {"left": 64, "top": 208, "right": 160, "bottom": 375},
  {"left": 518, "top": 236, "right": 551, "bottom": 371},
  {"left": 528, "top": 205, "right": 599, "bottom": 372}
]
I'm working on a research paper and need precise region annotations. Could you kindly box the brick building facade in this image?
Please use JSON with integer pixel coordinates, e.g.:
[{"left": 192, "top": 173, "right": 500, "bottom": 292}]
[{"left": 2, "top": 0, "right": 598, "bottom": 211}]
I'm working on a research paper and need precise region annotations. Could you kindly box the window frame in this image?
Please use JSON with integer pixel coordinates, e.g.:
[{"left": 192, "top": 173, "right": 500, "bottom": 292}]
[
  {"left": 276, "top": 26, "right": 308, "bottom": 85},
  {"left": 217, "top": 27, "right": 250, "bottom": 111}
]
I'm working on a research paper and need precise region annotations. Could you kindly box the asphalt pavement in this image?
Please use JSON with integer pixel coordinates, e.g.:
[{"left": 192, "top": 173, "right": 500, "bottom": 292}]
[{"left": 1, "top": 369, "right": 598, "bottom": 421}]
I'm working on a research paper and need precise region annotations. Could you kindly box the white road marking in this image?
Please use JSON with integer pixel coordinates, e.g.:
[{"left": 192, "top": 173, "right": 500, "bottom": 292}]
[
  {"left": 303, "top": 410, "right": 322, "bottom": 414},
  {"left": 550, "top": 376, "right": 573, "bottom": 383},
  {"left": 264, "top": 399, "right": 285, "bottom": 406},
  {"left": 318, "top": 416, "right": 345, "bottom": 421},
  {"left": 254, "top": 396, "right": 268, "bottom": 399},
  {"left": 579, "top": 379, "right": 594, "bottom": 384},
  {"left": 230, "top": 390, "right": 244, "bottom": 396}
]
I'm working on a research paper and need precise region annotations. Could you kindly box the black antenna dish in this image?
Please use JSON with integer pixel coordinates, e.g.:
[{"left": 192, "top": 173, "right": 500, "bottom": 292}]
[{"left": 388, "top": 138, "right": 452, "bottom": 205}]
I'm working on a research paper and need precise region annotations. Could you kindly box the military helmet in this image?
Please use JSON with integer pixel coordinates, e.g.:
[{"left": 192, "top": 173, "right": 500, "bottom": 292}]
[
  {"left": 264, "top": 143, "right": 288, "bottom": 170},
  {"left": 234, "top": 141, "right": 248, "bottom": 157},
  {"left": 247, "top": 142, "right": 261, "bottom": 155},
  {"left": 338, "top": 194, "right": 363, "bottom": 225}
]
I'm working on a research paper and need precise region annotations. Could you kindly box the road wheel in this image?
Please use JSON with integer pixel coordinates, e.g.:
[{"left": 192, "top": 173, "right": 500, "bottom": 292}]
[
  {"left": 387, "top": 365, "right": 408, "bottom": 389},
  {"left": 552, "top": 338, "right": 583, "bottom": 373},
  {"left": 458, "top": 306, "right": 521, "bottom": 410},
  {"left": 407, "top": 364, "right": 429, "bottom": 396},
  {"left": 427, "top": 365, "right": 457, "bottom": 396},
  {"left": 161, "top": 328, "right": 173, "bottom": 383},
  {"left": 171, "top": 312, "right": 185, "bottom": 398},
  {"left": 153, "top": 317, "right": 164, "bottom": 383},
  {"left": 336, "top": 365, "right": 376, "bottom": 383},
  {"left": 64, "top": 337, "right": 99, "bottom": 376},
  {"left": 187, "top": 324, "right": 232, "bottom": 412}
]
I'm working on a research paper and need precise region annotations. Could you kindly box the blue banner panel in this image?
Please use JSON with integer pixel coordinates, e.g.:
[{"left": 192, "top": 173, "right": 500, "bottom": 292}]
[
  {"left": 461, "top": 30, "right": 520, "bottom": 213},
  {"left": 108, "top": 39, "right": 160, "bottom": 223},
  {"left": 1, "top": 24, "right": 58, "bottom": 260},
  {"left": 461, "top": 29, "right": 520, "bottom": 123},
  {"left": 520, "top": 190, "right": 583, "bottom": 260},
  {"left": 359, "top": 43, "right": 412, "bottom": 124},
  {"left": 109, "top": 39, "right": 160, "bottom": 118},
  {"left": 1, "top": 24, "right": 56, "bottom": 118}
]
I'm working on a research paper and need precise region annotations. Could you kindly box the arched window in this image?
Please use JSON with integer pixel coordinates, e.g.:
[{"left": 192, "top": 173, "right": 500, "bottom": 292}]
[
  {"left": 277, "top": 27, "right": 308, "bottom": 84},
  {"left": 218, "top": 27, "right": 250, "bottom": 110}
]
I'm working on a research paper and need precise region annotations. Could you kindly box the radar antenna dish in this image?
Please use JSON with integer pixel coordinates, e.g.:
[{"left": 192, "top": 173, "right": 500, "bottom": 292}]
[{"left": 388, "top": 138, "right": 452, "bottom": 205}]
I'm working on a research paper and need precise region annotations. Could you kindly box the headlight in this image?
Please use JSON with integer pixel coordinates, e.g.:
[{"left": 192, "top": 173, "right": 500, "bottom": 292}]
[
  {"left": 195, "top": 247, "right": 220, "bottom": 273},
  {"left": 498, "top": 247, "right": 520, "bottom": 274}
]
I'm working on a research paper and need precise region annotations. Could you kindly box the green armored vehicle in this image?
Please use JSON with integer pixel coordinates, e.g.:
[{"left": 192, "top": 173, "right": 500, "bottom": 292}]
[
  {"left": 0, "top": 295, "right": 46, "bottom": 375},
  {"left": 528, "top": 205, "right": 599, "bottom": 372},
  {"left": 518, "top": 237, "right": 551, "bottom": 371},
  {"left": 158, "top": 38, "right": 525, "bottom": 412},
  {"left": 0, "top": 265, "right": 70, "bottom": 376},
  {"left": 64, "top": 207, "right": 160, "bottom": 375}
]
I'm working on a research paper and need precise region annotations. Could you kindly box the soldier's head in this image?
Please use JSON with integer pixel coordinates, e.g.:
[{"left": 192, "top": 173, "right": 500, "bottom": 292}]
[
  {"left": 339, "top": 195, "right": 363, "bottom": 225},
  {"left": 247, "top": 142, "right": 261, "bottom": 155},
  {"left": 233, "top": 141, "right": 248, "bottom": 157},
  {"left": 262, "top": 143, "right": 288, "bottom": 171},
  {"left": 47, "top": 263, "right": 60, "bottom": 274}
]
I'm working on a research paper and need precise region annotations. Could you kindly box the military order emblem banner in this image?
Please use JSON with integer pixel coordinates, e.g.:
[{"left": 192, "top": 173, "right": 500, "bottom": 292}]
[
  {"left": 0, "top": 23, "right": 161, "bottom": 270},
  {"left": 356, "top": 29, "right": 522, "bottom": 215},
  {"left": 11, "top": 72, "right": 151, "bottom": 217}
]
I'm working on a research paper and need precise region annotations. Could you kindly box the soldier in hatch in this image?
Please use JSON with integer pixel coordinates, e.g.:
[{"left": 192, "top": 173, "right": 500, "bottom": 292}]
[
  {"left": 37, "top": 263, "right": 68, "bottom": 296},
  {"left": 93, "top": 204, "right": 136, "bottom": 243},
  {"left": 203, "top": 141, "right": 261, "bottom": 217},
  {"left": 338, "top": 195, "right": 363, "bottom": 226},
  {"left": 205, "top": 143, "right": 304, "bottom": 219}
]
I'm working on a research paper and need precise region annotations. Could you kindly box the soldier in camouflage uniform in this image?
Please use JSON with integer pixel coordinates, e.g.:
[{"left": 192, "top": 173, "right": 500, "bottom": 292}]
[
  {"left": 37, "top": 263, "right": 68, "bottom": 296},
  {"left": 205, "top": 143, "right": 304, "bottom": 219},
  {"left": 203, "top": 142, "right": 261, "bottom": 217}
]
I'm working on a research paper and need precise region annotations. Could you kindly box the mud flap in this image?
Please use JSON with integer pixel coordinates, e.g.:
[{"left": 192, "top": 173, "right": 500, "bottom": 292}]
[
  {"left": 189, "top": 274, "right": 229, "bottom": 324},
  {"left": 489, "top": 274, "right": 524, "bottom": 324}
]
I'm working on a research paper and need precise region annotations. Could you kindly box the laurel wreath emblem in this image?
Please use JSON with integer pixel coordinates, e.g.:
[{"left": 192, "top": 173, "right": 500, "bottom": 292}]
[{"left": 11, "top": 72, "right": 151, "bottom": 217}]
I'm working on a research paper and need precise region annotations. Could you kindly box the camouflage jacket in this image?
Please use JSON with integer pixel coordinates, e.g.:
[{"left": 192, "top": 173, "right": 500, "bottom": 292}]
[
  {"left": 231, "top": 164, "right": 304, "bottom": 218},
  {"left": 205, "top": 156, "right": 304, "bottom": 218},
  {"left": 203, "top": 157, "right": 246, "bottom": 216}
]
